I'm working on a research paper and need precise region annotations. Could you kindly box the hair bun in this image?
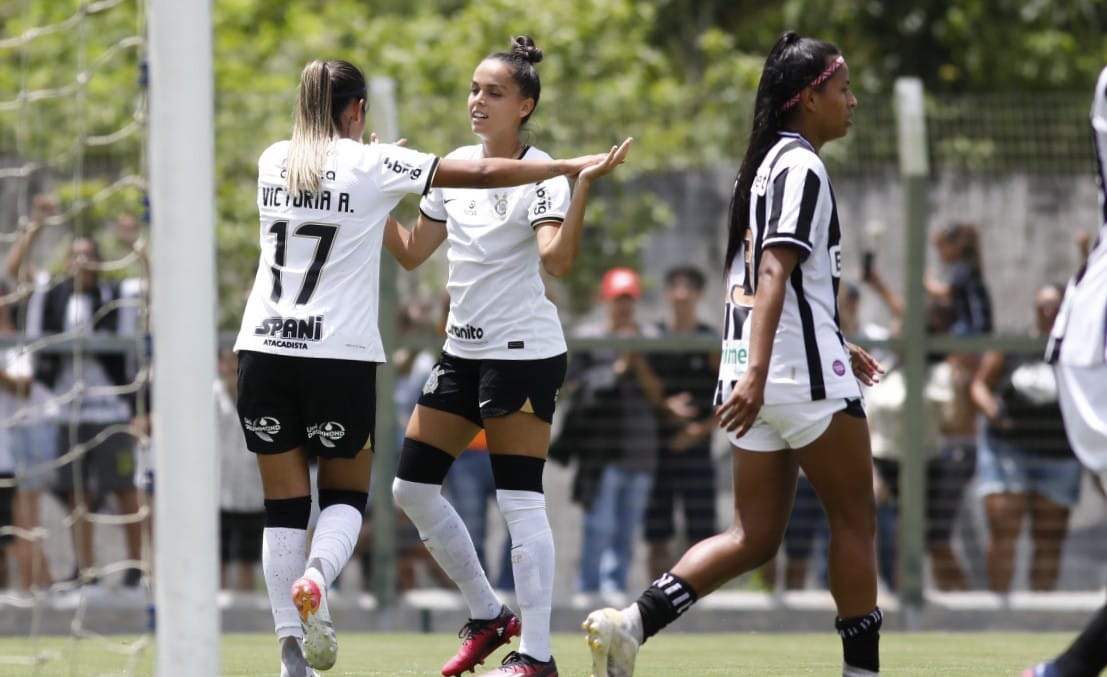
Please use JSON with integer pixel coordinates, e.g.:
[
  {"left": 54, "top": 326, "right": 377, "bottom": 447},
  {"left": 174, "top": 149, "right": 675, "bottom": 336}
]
[{"left": 511, "top": 35, "right": 543, "bottom": 64}]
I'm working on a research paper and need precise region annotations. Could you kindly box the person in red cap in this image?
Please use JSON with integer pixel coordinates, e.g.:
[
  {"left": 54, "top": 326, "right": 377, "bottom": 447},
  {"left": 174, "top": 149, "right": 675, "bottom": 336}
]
[
  {"left": 599, "top": 267, "right": 642, "bottom": 300},
  {"left": 561, "top": 266, "right": 663, "bottom": 604}
]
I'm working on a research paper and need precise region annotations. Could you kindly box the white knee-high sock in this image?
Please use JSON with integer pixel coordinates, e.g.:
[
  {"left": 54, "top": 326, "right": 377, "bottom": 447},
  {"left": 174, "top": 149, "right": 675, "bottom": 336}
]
[
  {"left": 498, "top": 489, "right": 554, "bottom": 662},
  {"left": 307, "top": 504, "right": 362, "bottom": 585},
  {"left": 263, "top": 527, "right": 307, "bottom": 639},
  {"left": 393, "top": 478, "right": 501, "bottom": 619}
]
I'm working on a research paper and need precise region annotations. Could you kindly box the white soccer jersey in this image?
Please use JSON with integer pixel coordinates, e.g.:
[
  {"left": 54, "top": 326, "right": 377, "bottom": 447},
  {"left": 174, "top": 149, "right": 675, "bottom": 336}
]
[
  {"left": 1048, "top": 65, "right": 1107, "bottom": 368},
  {"left": 235, "top": 139, "right": 439, "bottom": 362},
  {"left": 715, "top": 132, "right": 859, "bottom": 405},
  {"left": 1049, "top": 65, "right": 1107, "bottom": 477},
  {"left": 419, "top": 144, "right": 570, "bottom": 360}
]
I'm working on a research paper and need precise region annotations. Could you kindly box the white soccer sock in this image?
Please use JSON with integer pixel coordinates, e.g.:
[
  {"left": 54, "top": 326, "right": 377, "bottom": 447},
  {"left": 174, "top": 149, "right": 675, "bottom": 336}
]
[
  {"left": 498, "top": 489, "right": 554, "bottom": 662},
  {"left": 263, "top": 527, "right": 308, "bottom": 639},
  {"left": 307, "top": 504, "right": 362, "bottom": 585},
  {"left": 393, "top": 478, "right": 501, "bottom": 619},
  {"left": 619, "top": 602, "right": 645, "bottom": 644}
]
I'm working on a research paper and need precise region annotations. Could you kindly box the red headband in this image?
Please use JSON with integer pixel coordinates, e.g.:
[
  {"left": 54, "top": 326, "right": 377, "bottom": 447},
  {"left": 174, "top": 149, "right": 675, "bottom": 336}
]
[{"left": 780, "top": 55, "right": 845, "bottom": 113}]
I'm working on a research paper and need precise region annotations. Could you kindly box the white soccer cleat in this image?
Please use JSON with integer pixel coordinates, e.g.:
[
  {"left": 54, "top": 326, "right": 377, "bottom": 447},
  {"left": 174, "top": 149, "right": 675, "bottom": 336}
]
[
  {"left": 291, "top": 569, "right": 337, "bottom": 671},
  {"left": 842, "top": 664, "right": 880, "bottom": 677},
  {"left": 582, "top": 607, "right": 638, "bottom": 677},
  {"left": 279, "top": 637, "right": 320, "bottom": 677}
]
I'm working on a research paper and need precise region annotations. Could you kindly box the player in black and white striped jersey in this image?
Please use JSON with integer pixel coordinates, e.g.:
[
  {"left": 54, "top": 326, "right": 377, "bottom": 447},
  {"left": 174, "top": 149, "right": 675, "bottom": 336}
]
[
  {"left": 1024, "top": 63, "right": 1107, "bottom": 677},
  {"left": 585, "top": 32, "right": 883, "bottom": 677},
  {"left": 233, "top": 58, "right": 618, "bottom": 677}
]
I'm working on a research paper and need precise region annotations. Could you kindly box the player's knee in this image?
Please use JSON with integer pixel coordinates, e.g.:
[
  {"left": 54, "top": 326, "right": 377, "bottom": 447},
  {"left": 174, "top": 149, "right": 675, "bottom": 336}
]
[
  {"left": 395, "top": 437, "right": 454, "bottom": 485},
  {"left": 318, "top": 488, "right": 368, "bottom": 515},
  {"left": 263, "top": 495, "right": 311, "bottom": 529},
  {"left": 490, "top": 454, "right": 545, "bottom": 493},
  {"left": 391, "top": 476, "right": 443, "bottom": 515}
]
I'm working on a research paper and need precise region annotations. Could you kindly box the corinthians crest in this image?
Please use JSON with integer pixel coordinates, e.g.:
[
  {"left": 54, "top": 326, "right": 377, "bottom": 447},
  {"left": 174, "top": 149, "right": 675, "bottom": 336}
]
[
  {"left": 491, "top": 192, "right": 509, "bottom": 218},
  {"left": 422, "top": 365, "right": 443, "bottom": 395}
]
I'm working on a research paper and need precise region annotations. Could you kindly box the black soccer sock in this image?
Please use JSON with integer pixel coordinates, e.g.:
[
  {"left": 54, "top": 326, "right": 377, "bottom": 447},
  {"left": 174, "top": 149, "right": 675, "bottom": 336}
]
[
  {"left": 1053, "top": 602, "right": 1107, "bottom": 676},
  {"left": 634, "top": 572, "right": 699, "bottom": 642},
  {"left": 836, "top": 607, "right": 882, "bottom": 674}
]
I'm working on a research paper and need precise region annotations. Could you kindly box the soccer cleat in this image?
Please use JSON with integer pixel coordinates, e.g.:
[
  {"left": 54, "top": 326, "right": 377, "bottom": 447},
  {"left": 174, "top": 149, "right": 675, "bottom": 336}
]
[
  {"left": 582, "top": 608, "right": 638, "bottom": 677},
  {"left": 279, "top": 637, "right": 320, "bottom": 677},
  {"left": 442, "top": 605, "right": 521, "bottom": 676},
  {"left": 1020, "top": 664, "right": 1054, "bottom": 677},
  {"left": 473, "top": 651, "right": 557, "bottom": 677},
  {"left": 842, "top": 664, "right": 880, "bottom": 677},
  {"left": 291, "top": 569, "right": 337, "bottom": 671}
]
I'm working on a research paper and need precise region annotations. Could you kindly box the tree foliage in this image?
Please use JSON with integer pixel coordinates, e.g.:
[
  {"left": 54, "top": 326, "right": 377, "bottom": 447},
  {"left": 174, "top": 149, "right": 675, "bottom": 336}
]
[{"left": 2, "top": 1, "right": 1105, "bottom": 325}]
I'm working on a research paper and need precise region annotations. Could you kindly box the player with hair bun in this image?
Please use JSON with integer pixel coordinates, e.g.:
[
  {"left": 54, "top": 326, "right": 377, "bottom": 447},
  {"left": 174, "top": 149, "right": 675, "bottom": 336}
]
[
  {"left": 235, "top": 57, "right": 622, "bottom": 677},
  {"left": 387, "top": 35, "right": 631, "bottom": 677},
  {"left": 584, "top": 31, "right": 883, "bottom": 677}
]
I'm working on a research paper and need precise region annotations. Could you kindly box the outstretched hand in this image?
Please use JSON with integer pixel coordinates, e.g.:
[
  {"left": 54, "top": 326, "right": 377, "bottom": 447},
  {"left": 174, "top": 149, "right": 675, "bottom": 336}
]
[
  {"left": 565, "top": 137, "right": 633, "bottom": 179},
  {"left": 369, "top": 132, "right": 407, "bottom": 146},
  {"left": 578, "top": 137, "right": 634, "bottom": 182}
]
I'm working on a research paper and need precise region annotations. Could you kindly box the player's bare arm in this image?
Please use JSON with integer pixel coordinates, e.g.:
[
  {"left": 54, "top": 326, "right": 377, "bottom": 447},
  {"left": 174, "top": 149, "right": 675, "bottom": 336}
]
[
  {"left": 383, "top": 213, "right": 447, "bottom": 271},
  {"left": 537, "top": 138, "right": 634, "bottom": 277}
]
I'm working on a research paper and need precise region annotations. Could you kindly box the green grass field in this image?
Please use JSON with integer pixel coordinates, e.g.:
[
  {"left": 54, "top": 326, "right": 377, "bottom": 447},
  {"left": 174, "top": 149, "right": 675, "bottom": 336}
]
[{"left": 0, "top": 631, "right": 1072, "bottom": 676}]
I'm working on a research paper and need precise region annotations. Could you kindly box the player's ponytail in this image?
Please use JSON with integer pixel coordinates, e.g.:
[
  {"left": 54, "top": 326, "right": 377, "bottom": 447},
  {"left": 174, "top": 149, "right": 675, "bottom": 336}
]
[
  {"left": 725, "top": 32, "right": 841, "bottom": 273},
  {"left": 287, "top": 60, "right": 366, "bottom": 196}
]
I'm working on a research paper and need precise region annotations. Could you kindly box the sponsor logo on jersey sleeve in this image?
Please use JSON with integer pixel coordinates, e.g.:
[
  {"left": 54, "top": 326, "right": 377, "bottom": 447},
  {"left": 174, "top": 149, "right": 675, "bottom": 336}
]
[{"left": 381, "top": 156, "right": 425, "bottom": 181}]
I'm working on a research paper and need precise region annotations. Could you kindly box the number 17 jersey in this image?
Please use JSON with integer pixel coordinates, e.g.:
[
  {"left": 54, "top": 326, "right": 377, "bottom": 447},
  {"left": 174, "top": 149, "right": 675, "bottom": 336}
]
[{"left": 234, "top": 138, "right": 439, "bottom": 362}]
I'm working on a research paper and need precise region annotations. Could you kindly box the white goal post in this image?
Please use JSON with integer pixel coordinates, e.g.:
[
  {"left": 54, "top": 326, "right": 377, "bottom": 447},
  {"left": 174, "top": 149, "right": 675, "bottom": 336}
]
[{"left": 147, "top": 1, "right": 219, "bottom": 675}]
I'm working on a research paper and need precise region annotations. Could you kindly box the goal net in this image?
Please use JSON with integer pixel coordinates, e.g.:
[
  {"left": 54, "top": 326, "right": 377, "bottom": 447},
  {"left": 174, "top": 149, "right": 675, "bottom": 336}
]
[{"left": 1, "top": 1, "right": 217, "bottom": 675}]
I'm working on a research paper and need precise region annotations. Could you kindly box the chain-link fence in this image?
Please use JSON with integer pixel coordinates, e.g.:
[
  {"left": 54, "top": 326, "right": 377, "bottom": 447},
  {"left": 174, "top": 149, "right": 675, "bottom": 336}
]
[{"left": 2, "top": 81, "right": 1104, "bottom": 632}]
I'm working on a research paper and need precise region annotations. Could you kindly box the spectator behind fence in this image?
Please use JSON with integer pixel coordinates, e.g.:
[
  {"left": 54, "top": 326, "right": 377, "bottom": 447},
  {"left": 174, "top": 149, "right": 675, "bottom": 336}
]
[
  {"left": 0, "top": 294, "right": 17, "bottom": 587},
  {"left": 863, "top": 264, "right": 969, "bottom": 592},
  {"left": 925, "top": 222, "right": 993, "bottom": 337},
  {"left": 922, "top": 221, "right": 990, "bottom": 591},
  {"left": 565, "top": 267, "right": 662, "bottom": 603},
  {"left": 216, "top": 348, "right": 265, "bottom": 592},
  {"left": 971, "top": 283, "right": 1081, "bottom": 593},
  {"left": 643, "top": 264, "right": 719, "bottom": 581},
  {"left": 7, "top": 211, "right": 144, "bottom": 588},
  {"left": 0, "top": 279, "right": 57, "bottom": 591}
]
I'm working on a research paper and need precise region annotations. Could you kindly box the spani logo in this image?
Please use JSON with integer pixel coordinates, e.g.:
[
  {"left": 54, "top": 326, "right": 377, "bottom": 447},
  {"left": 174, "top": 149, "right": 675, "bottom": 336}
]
[
  {"left": 308, "top": 421, "right": 347, "bottom": 449},
  {"left": 244, "top": 416, "right": 281, "bottom": 442}
]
